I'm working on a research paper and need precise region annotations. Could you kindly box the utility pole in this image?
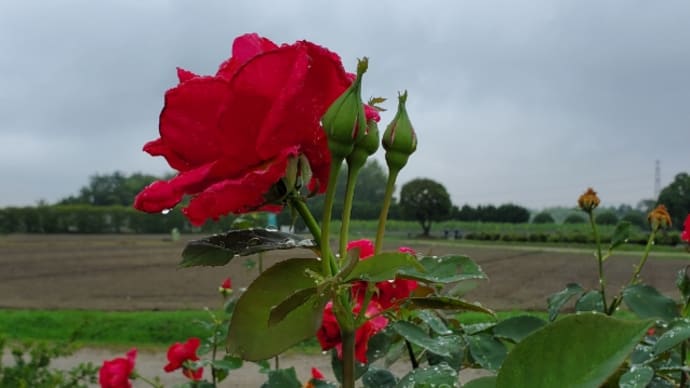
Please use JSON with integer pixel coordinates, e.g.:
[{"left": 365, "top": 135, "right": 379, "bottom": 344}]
[{"left": 654, "top": 159, "right": 661, "bottom": 199}]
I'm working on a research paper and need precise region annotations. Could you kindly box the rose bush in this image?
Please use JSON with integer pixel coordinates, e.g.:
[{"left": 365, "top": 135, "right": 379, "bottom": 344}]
[
  {"left": 134, "top": 33, "right": 355, "bottom": 225},
  {"left": 682, "top": 214, "right": 690, "bottom": 242}
]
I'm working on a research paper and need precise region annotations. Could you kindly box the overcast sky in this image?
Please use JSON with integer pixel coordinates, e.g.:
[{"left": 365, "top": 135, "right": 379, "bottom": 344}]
[{"left": 1, "top": 1, "right": 688, "bottom": 210}]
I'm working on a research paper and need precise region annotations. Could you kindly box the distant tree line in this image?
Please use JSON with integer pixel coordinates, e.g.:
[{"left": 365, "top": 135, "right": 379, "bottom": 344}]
[{"left": 1, "top": 168, "right": 688, "bottom": 236}]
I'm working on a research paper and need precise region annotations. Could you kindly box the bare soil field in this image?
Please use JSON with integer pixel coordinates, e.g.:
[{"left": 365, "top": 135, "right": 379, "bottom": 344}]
[
  {"left": 0, "top": 234, "right": 685, "bottom": 311},
  {"left": 0, "top": 234, "right": 687, "bottom": 386}
]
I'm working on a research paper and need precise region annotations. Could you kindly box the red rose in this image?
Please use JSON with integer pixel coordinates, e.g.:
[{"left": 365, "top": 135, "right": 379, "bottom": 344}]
[
  {"left": 682, "top": 214, "right": 690, "bottom": 243},
  {"left": 348, "top": 240, "right": 418, "bottom": 308},
  {"left": 311, "top": 367, "right": 325, "bottom": 380},
  {"left": 346, "top": 239, "right": 375, "bottom": 259},
  {"left": 164, "top": 338, "right": 203, "bottom": 380},
  {"left": 316, "top": 301, "right": 388, "bottom": 363},
  {"left": 99, "top": 348, "right": 136, "bottom": 388},
  {"left": 134, "top": 33, "right": 352, "bottom": 225},
  {"left": 220, "top": 277, "right": 232, "bottom": 290}
]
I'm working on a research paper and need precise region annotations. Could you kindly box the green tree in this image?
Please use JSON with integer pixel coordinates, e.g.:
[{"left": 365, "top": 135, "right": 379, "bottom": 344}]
[
  {"left": 532, "top": 212, "right": 555, "bottom": 224},
  {"left": 495, "top": 203, "right": 530, "bottom": 223},
  {"left": 564, "top": 214, "right": 586, "bottom": 224},
  {"left": 399, "top": 178, "right": 452, "bottom": 236},
  {"left": 60, "top": 172, "right": 160, "bottom": 206},
  {"left": 657, "top": 172, "right": 690, "bottom": 229},
  {"left": 595, "top": 210, "right": 619, "bottom": 225}
]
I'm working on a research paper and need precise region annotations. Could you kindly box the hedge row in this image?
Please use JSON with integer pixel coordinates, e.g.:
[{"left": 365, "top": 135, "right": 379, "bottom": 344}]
[
  {"left": 463, "top": 230, "right": 681, "bottom": 246},
  {"left": 0, "top": 205, "right": 245, "bottom": 234}
]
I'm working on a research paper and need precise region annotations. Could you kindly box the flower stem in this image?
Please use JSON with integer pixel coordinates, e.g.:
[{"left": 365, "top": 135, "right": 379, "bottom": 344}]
[
  {"left": 133, "top": 372, "right": 163, "bottom": 388},
  {"left": 405, "top": 339, "right": 419, "bottom": 369},
  {"left": 288, "top": 195, "right": 321, "bottom": 245},
  {"left": 628, "top": 228, "right": 657, "bottom": 285},
  {"left": 339, "top": 164, "right": 362, "bottom": 262},
  {"left": 588, "top": 212, "right": 608, "bottom": 313},
  {"left": 341, "top": 328, "right": 356, "bottom": 388},
  {"left": 374, "top": 168, "right": 399, "bottom": 254},
  {"left": 608, "top": 228, "right": 657, "bottom": 314},
  {"left": 320, "top": 160, "right": 343, "bottom": 276}
]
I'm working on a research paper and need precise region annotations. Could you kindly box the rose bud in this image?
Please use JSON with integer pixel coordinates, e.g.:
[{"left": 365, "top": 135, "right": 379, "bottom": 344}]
[
  {"left": 382, "top": 91, "right": 417, "bottom": 171},
  {"left": 346, "top": 119, "right": 380, "bottom": 171},
  {"left": 577, "top": 188, "right": 600, "bottom": 213},
  {"left": 648, "top": 204, "right": 672, "bottom": 230},
  {"left": 322, "top": 58, "right": 369, "bottom": 160}
]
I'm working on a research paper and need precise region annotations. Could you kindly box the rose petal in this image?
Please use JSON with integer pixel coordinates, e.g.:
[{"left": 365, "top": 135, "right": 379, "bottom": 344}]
[
  {"left": 182, "top": 147, "right": 297, "bottom": 225},
  {"left": 216, "top": 33, "right": 278, "bottom": 79}
]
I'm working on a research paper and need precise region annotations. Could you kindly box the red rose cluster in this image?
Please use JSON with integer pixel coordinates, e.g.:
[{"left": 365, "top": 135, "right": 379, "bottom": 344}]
[
  {"left": 316, "top": 240, "right": 418, "bottom": 363},
  {"left": 135, "top": 33, "right": 355, "bottom": 225}
]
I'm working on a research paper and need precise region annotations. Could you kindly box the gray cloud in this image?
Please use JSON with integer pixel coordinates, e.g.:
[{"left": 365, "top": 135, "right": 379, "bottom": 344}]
[{"left": 1, "top": 0, "right": 688, "bottom": 209}]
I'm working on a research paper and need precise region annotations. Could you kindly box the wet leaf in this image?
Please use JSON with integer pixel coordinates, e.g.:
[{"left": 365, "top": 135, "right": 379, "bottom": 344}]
[
  {"left": 415, "top": 310, "right": 452, "bottom": 335},
  {"left": 362, "top": 368, "right": 397, "bottom": 388},
  {"left": 653, "top": 319, "right": 690, "bottom": 355},
  {"left": 404, "top": 296, "right": 494, "bottom": 315},
  {"left": 547, "top": 283, "right": 584, "bottom": 321},
  {"left": 391, "top": 321, "right": 461, "bottom": 357},
  {"left": 618, "top": 365, "right": 654, "bottom": 388},
  {"left": 467, "top": 333, "right": 507, "bottom": 371},
  {"left": 180, "top": 228, "right": 316, "bottom": 267},
  {"left": 575, "top": 290, "right": 605, "bottom": 313},
  {"left": 398, "top": 255, "right": 487, "bottom": 284},
  {"left": 492, "top": 315, "right": 546, "bottom": 343},
  {"left": 623, "top": 284, "right": 679, "bottom": 321},
  {"left": 227, "top": 258, "right": 324, "bottom": 360},
  {"left": 268, "top": 287, "right": 317, "bottom": 326},
  {"left": 344, "top": 252, "right": 422, "bottom": 283},
  {"left": 496, "top": 314, "right": 653, "bottom": 388},
  {"left": 260, "top": 367, "right": 301, "bottom": 388},
  {"left": 396, "top": 363, "right": 458, "bottom": 387}
]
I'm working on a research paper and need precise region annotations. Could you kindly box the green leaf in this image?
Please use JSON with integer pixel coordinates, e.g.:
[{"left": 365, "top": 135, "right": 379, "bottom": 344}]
[
  {"left": 415, "top": 310, "right": 452, "bottom": 335},
  {"left": 362, "top": 368, "right": 398, "bottom": 388},
  {"left": 405, "top": 296, "right": 494, "bottom": 315},
  {"left": 547, "top": 283, "right": 584, "bottom": 321},
  {"left": 260, "top": 367, "right": 302, "bottom": 388},
  {"left": 366, "top": 330, "right": 393, "bottom": 363},
  {"left": 398, "top": 255, "right": 487, "bottom": 284},
  {"left": 492, "top": 316, "right": 546, "bottom": 343},
  {"left": 676, "top": 266, "right": 690, "bottom": 315},
  {"left": 653, "top": 320, "right": 690, "bottom": 355},
  {"left": 467, "top": 333, "right": 507, "bottom": 371},
  {"left": 618, "top": 365, "right": 654, "bottom": 388},
  {"left": 496, "top": 314, "right": 653, "bottom": 388},
  {"left": 268, "top": 287, "right": 317, "bottom": 326},
  {"left": 331, "top": 348, "right": 368, "bottom": 383},
  {"left": 344, "top": 252, "right": 422, "bottom": 283},
  {"left": 575, "top": 290, "right": 605, "bottom": 313},
  {"left": 464, "top": 376, "right": 497, "bottom": 388},
  {"left": 622, "top": 284, "right": 679, "bottom": 321},
  {"left": 396, "top": 363, "right": 458, "bottom": 387},
  {"left": 227, "top": 258, "right": 324, "bottom": 360},
  {"left": 608, "top": 221, "right": 632, "bottom": 252},
  {"left": 211, "top": 355, "right": 243, "bottom": 370},
  {"left": 391, "top": 321, "right": 461, "bottom": 357},
  {"left": 462, "top": 322, "right": 497, "bottom": 335},
  {"left": 180, "top": 228, "right": 316, "bottom": 267}
]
